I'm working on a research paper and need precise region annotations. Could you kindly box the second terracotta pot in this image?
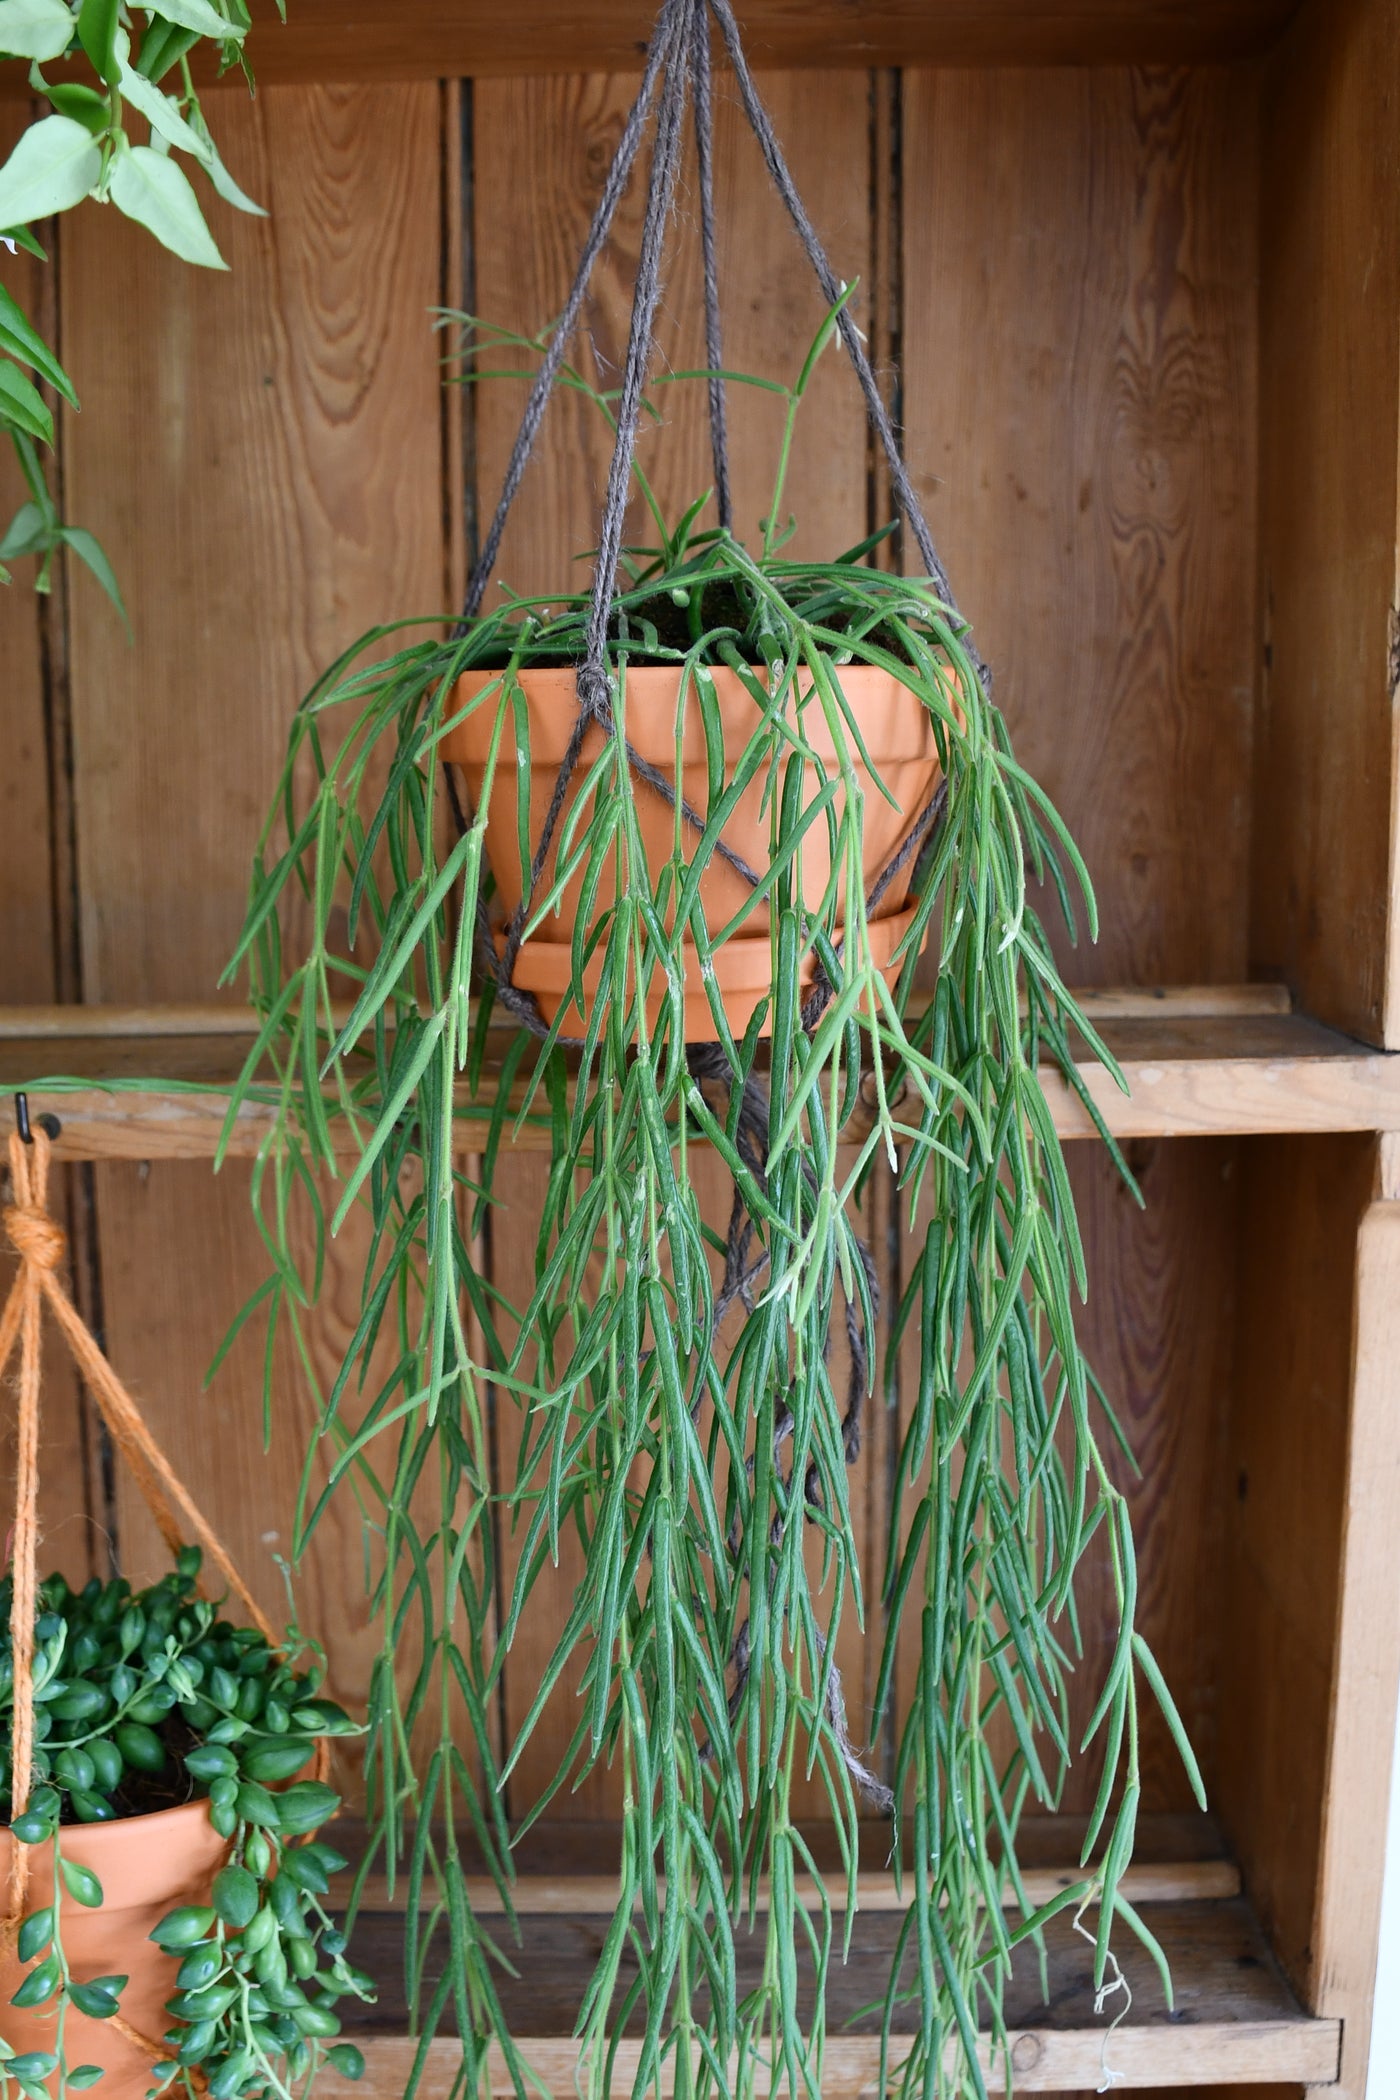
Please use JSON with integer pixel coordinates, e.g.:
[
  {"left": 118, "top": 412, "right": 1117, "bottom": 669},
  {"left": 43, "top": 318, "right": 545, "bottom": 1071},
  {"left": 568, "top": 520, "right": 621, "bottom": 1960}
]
[
  {"left": 0, "top": 1801, "right": 228, "bottom": 2100},
  {"left": 441, "top": 662, "right": 946, "bottom": 1040}
]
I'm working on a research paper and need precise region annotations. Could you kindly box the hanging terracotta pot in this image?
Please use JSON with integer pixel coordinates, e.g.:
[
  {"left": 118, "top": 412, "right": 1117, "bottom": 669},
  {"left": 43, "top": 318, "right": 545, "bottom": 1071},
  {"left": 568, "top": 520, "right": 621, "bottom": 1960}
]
[
  {"left": 442, "top": 663, "right": 947, "bottom": 1040},
  {"left": 0, "top": 1800, "right": 228, "bottom": 2100}
]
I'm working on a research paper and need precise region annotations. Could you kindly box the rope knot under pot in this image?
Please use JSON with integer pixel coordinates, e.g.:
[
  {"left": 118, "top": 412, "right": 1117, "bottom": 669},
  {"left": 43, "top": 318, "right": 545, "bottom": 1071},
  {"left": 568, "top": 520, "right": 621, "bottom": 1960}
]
[{"left": 3, "top": 1202, "right": 66, "bottom": 1274}]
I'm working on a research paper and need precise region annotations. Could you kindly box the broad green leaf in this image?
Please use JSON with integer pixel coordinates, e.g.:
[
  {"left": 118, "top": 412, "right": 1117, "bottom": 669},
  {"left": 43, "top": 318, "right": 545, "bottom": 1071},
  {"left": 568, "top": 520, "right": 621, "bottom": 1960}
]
[
  {"left": 0, "top": 115, "right": 103, "bottom": 227},
  {"left": 76, "top": 0, "right": 119, "bottom": 81},
  {"left": 188, "top": 107, "right": 264, "bottom": 214},
  {"left": 0, "top": 285, "right": 79, "bottom": 404},
  {"left": 0, "top": 0, "right": 75, "bottom": 63},
  {"left": 0, "top": 361, "right": 53, "bottom": 444},
  {"left": 108, "top": 145, "right": 226, "bottom": 268},
  {"left": 117, "top": 52, "right": 207, "bottom": 159},
  {"left": 1, "top": 225, "right": 46, "bottom": 257},
  {"left": 135, "top": 16, "right": 199, "bottom": 78},
  {"left": 0, "top": 500, "right": 49, "bottom": 561},
  {"left": 60, "top": 525, "right": 129, "bottom": 628},
  {"left": 144, "top": 0, "right": 244, "bottom": 39},
  {"left": 38, "top": 81, "right": 110, "bottom": 134}
]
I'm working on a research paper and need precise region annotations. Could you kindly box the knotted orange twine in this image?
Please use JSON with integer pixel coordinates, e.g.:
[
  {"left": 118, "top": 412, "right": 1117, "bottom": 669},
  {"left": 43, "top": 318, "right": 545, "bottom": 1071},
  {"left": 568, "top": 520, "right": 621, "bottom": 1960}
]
[{"left": 0, "top": 1127, "right": 326, "bottom": 2068}]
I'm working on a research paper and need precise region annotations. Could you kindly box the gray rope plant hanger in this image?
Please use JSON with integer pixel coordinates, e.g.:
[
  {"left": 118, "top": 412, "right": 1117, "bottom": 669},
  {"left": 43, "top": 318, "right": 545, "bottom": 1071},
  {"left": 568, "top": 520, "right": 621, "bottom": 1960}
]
[{"left": 230, "top": 1, "right": 1207, "bottom": 2095}]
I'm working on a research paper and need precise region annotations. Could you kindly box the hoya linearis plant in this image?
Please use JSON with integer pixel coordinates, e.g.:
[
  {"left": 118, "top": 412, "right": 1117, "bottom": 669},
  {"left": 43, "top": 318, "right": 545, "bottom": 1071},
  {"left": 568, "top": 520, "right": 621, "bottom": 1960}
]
[{"left": 221, "top": 307, "right": 1205, "bottom": 2099}]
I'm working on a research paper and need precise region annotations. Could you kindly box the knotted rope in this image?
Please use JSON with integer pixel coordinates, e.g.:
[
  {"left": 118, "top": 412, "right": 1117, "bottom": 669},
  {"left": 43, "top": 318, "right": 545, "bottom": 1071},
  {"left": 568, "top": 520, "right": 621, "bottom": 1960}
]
[{"left": 0, "top": 1129, "right": 324, "bottom": 2043}]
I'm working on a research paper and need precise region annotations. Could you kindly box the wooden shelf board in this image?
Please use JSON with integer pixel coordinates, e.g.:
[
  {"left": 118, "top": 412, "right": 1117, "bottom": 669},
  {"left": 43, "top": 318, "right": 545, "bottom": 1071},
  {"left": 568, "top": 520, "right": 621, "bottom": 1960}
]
[
  {"left": 0, "top": 3, "right": 1305, "bottom": 89},
  {"left": 325, "top": 1890, "right": 1337, "bottom": 2093},
  {"left": 0, "top": 988, "right": 1396, "bottom": 1158}
]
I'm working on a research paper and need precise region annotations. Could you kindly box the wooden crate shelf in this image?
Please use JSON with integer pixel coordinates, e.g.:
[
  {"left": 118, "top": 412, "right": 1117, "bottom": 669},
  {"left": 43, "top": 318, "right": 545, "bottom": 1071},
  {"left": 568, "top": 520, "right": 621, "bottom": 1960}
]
[
  {"left": 4, "top": 0, "right": 1399, "bottom": 2091},
  {"left": 326, "top": 1882, "right": 1335, "bottom": 2095},
  {"left": 1, "top": 987, "right": 1397, "bottom": 1160},
  {"left": 0, "top": 2, "right": 1305, "bottom": 89},
  {"left": 292, "top": 1822, "right": 1337, "bottom": 2095}
]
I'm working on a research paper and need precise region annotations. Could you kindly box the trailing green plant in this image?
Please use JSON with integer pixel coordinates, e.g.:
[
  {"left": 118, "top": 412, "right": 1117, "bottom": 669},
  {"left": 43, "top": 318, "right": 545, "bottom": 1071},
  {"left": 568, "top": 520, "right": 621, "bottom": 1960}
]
[
  {"left": 0, "top": 0, "right": 277, "bottom": 615},
  {"left": 220, "top": 306, "right": 1205, "bottom": 2100},
  {"left": 0, "top": 1547, "right": 370, "bottom": 2100}
]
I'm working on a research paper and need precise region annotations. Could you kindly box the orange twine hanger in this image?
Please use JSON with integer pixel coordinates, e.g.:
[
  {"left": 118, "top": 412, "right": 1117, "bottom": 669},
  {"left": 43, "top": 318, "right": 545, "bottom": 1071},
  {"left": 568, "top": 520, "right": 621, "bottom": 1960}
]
[{"left": 0, "top": 1124, "right": 326, "bottom": 2025}]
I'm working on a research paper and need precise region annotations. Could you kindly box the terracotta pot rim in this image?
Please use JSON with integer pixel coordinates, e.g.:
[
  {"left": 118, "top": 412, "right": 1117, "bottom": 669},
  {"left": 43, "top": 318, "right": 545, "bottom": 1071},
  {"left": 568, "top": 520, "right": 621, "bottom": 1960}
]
[
  {"left": 500, "top": 902, "right": 921, "bottom": 1003},
  {"left": 0, "top": 1795, "right": 216, "bottom": 1842},
  {"left": 443, "top": 662, "right": 941, "bottom": 768}
]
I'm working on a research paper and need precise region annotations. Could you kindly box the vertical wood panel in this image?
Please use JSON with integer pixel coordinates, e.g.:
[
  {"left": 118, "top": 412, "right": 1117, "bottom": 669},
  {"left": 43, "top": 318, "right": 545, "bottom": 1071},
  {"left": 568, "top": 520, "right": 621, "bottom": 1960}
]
[
  {"left": 901, "top": 65, "right": 1257, "bottom": 989},
  {"left": 1253, "top": 0, "right": 1400, "bottom": 1047},
  {"left": 893, "top": 67, "right": 1256, "bottom": 1819},
  {"left": 1304, "top": 1186, "right": 1400, "bottom": 2099},
  {"left": 1218, "top": 1135, "right": 1375, "bottom": 2012},
  {"left": 57, "top": 84, "right": 446, "bottom": 1745},
  {"left": 471, "top": 68, "right": 877, "bottom": 1815},
  {"left": 0, "top": 105, "right": 98, "bottom": 1580}
]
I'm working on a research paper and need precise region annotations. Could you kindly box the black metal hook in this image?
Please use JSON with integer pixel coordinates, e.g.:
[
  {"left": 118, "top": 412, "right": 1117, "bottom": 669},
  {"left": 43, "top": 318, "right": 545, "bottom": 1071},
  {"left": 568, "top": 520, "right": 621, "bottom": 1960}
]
[{"left": 14, "top": 1093, "right": 61, "bottom": 1145}]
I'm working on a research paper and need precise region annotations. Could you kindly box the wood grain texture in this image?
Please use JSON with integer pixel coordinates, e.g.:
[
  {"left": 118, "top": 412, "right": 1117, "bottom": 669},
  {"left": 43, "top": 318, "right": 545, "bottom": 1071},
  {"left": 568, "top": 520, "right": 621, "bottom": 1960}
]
[
  {"left": 1252, "top": 0, "right": 1400, "bottom": 1047},
  {"left": 324, "top": 1897, "right": 1337, "bottom": 2088},
  {"left": 9, "top": 1006, "right": 1400, "bottom": 1160},
  {"left": 901, "top": 65, "right": 1257, "bottom": 990},
  {"left": 1303, "top": 1195, "right": 1400, "bottom": 2099},
  {"left": 1216, "top": 1136, "right": 1377, "bottom": 2014},
  {"left": 0, "top": 1, "right": 1304, "bottom": 89},
  {"left": 50, "top": 83, "right": 446, "bottom": 1782},
  {"left": 0, "top": 101, "right": 99, "bottom": 1584},
  {"left": 889, "top": 1142, "right": 1239, "bottom": 1819}
]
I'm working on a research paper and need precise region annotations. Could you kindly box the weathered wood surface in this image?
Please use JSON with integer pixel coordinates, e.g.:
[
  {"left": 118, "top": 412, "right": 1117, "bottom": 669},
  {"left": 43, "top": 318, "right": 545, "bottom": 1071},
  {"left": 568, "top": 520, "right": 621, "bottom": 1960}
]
[
  {"left": 53, "top": 82, "right": 446, "bottom": 1707},
  {"left": 1303, "top": 1191, "right": 1400, "bottom": 2099},
  {"left": 901, "top": 65, "right": 1257, "bottom": 993},
  {"left": 325, "top": 1896, "right": 1337, "bottom": 2089},
  {"left": 1252, "top": 0, "right": 1400, "bottom": 1048},
  {"left": 1217, "top": 1137, "right": 1376, "bottom": 2020},
  {"left": 6, "top": 1004, "right": 1399, "bottom": 1161},
  {"left": 0, "top": 2, "right": 1302, "bottom": 91},
  {"left": 0, "top": 103, "right": 97, "bottom": 1582}
]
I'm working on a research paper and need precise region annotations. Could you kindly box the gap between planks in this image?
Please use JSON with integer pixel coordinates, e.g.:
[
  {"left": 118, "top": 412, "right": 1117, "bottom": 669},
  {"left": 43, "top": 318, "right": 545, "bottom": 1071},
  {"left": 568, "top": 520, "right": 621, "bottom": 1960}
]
[
  {"left": 316, "top": 2026, "right": 1341, "bottom": 2098},
  {"left": 0, "top": 984, "right": 1294, "bottom": 1038},
  {"left": 349, "top": 1857, "right": 1240, "bottom": 1915}
]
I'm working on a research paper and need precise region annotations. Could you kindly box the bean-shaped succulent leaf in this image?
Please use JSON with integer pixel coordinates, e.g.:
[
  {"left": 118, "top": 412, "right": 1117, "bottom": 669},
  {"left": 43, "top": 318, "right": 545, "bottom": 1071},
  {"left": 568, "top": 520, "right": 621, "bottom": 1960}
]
[
  {"left": 212, "top": 1863, "right": 259, "bottom": 1930},
  {"left": 70, "top": 1788, "right": 117, "bottom": 1823},
  {"left": 326, "top": 2044, "right": 366, "bottom": 2081},
  {"left": 113, "top": 1721, "right": 165, "bottom": 1772},
  {"left": 234, "top": 1779, "right": 280, "bottom": 1828},
  {"left": 150, "top": 1905, "right": 217, "bottom": 1949},
  {"left": 183, "top": 1744, "right": 237, "bottom": 1782},
  {"left": 11, "top": 1953, "right": 61, "bottom": 2007},
  {"left": 66, "top": 2067, "right": 106, "bottom": 2089},
  {"left": 271, "top": 1780, "right": 338, "bottom": 1836},
  {"left": 59, "top": 1857, "right": 104, "bottom": 1907},
  {"left": 175, "top": 2019, "right": 218, "bottom": 2064},
  {"left": 16, "top": 1910, "right": 52, "bottom": 1963},
  {"left": 86, "top": 1738, "right": 123, "bottom": 1791},
  {"left": 240, "top": 1737, "right": 313, "bottom": 1783},
  {"left": 10, "top": 1812, "right": 55, "bottom": 1844},
  {"left": 67, "top": 1980, "right": 120, "bottom": 2020}
]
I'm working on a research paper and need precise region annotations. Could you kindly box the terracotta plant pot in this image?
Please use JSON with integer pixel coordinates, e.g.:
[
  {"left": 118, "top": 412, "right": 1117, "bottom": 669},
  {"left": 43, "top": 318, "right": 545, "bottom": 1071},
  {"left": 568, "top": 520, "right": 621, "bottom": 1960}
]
[
  {"left": 0, "top": 1800, "right": 228, "bottom": 2100},
  {"left": 442, "top": 663, "right": 947, "bottom": 1040}
]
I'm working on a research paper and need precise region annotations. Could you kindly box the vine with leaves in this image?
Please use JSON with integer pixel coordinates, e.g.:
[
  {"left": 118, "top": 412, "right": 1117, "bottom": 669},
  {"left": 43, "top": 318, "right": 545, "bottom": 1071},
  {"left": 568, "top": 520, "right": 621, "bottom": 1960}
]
[{"left": 0, "top": 0, "right": 275, "bottom": 616}]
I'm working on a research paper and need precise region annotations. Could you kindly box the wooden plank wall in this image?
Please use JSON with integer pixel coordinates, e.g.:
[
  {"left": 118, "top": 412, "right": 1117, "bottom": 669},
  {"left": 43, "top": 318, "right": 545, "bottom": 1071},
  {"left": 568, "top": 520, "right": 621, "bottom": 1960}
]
[{"left": 0, "top": 55, "right": 1260, "bottom": 1857}]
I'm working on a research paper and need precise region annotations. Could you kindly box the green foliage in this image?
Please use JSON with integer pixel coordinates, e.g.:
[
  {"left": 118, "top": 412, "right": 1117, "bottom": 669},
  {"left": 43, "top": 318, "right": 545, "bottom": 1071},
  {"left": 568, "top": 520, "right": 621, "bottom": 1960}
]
[
  {"left": 223, "top": 319, "right": 1201, "bottom": 2096},
  {"left": 0, "top": 0, "right": 276, "bottom": 613},
  {"left": 0, "top": 1551, "right": 369, "bottom": 2100}
]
